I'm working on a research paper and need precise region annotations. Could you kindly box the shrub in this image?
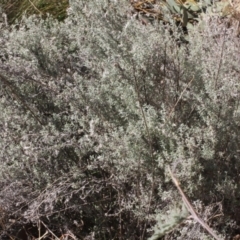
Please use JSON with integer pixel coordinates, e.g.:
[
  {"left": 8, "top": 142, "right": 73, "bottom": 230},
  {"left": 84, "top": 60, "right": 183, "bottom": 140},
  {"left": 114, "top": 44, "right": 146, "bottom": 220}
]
[{"left": 0, "top": 0, "right": 240, "bottom": 239}]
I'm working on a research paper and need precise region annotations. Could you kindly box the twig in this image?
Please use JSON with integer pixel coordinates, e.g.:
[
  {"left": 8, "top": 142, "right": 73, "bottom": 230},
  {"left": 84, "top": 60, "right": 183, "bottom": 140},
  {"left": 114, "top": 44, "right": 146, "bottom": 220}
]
[
  {"left": 36, "top": 231, "right": 49, "bottom": 240},
  {"left": 60, "top": 233, "right": 77, "bottom": 240},
  {"left": 40, "top": 221, "right": 60, "bottom": 240},
  {"left": 214, "top": 27, "right": 226, "bottom": 90},
  {"left": 0, "top": 72, "right": 44, "bottom": 125},
  {"left": 168, "top": 166, "right": 222, "bottom": 240},
  {"left": 167, "top": 77, "right": 194, "bottom": 120},
  {"left": 132, "top": 60, "right": 155, "bottom": 240},
  {"left": 28, "top": 0, "right": 43, "bottom": 15}
]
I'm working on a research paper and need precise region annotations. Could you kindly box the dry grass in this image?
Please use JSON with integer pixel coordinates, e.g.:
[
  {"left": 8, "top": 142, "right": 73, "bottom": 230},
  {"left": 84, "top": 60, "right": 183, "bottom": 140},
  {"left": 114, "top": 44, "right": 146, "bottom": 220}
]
[{"left": 0, "top": 0, "right": 69, "bottom": 24}]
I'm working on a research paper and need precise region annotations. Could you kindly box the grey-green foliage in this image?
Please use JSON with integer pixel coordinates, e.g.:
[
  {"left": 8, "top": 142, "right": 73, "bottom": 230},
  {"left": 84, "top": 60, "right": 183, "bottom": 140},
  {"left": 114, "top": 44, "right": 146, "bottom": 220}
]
[
  {"left": 149, "top": 203, "right": 189, "bottom": 240},
  {"left": 0, "top": 0, "right": 240, "bottom": 239}
]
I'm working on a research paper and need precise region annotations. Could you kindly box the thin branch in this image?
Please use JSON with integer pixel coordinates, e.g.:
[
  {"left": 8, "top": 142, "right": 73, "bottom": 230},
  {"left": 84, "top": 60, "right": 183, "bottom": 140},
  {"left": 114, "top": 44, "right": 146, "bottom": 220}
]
[
  {"left": 214, "top": 27, "right": 226, "bottom": 90},
  {"left": 40, "top": 221, "right": 60, "bottom": 240},
  {"left": 168, "top": 166, "right": 222, "bottom": 240},
  {"left": 167, "top": 77, "right": 194, "bottom": 120},
  {"left": 0, "top": 72, "right": 44, "bottom": 125},
  {"left": 131, "top": 60, "right": 155, "bottom": 240},
  {"left": 28, "top": 0, "right": 43, "bottom": 15}
]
